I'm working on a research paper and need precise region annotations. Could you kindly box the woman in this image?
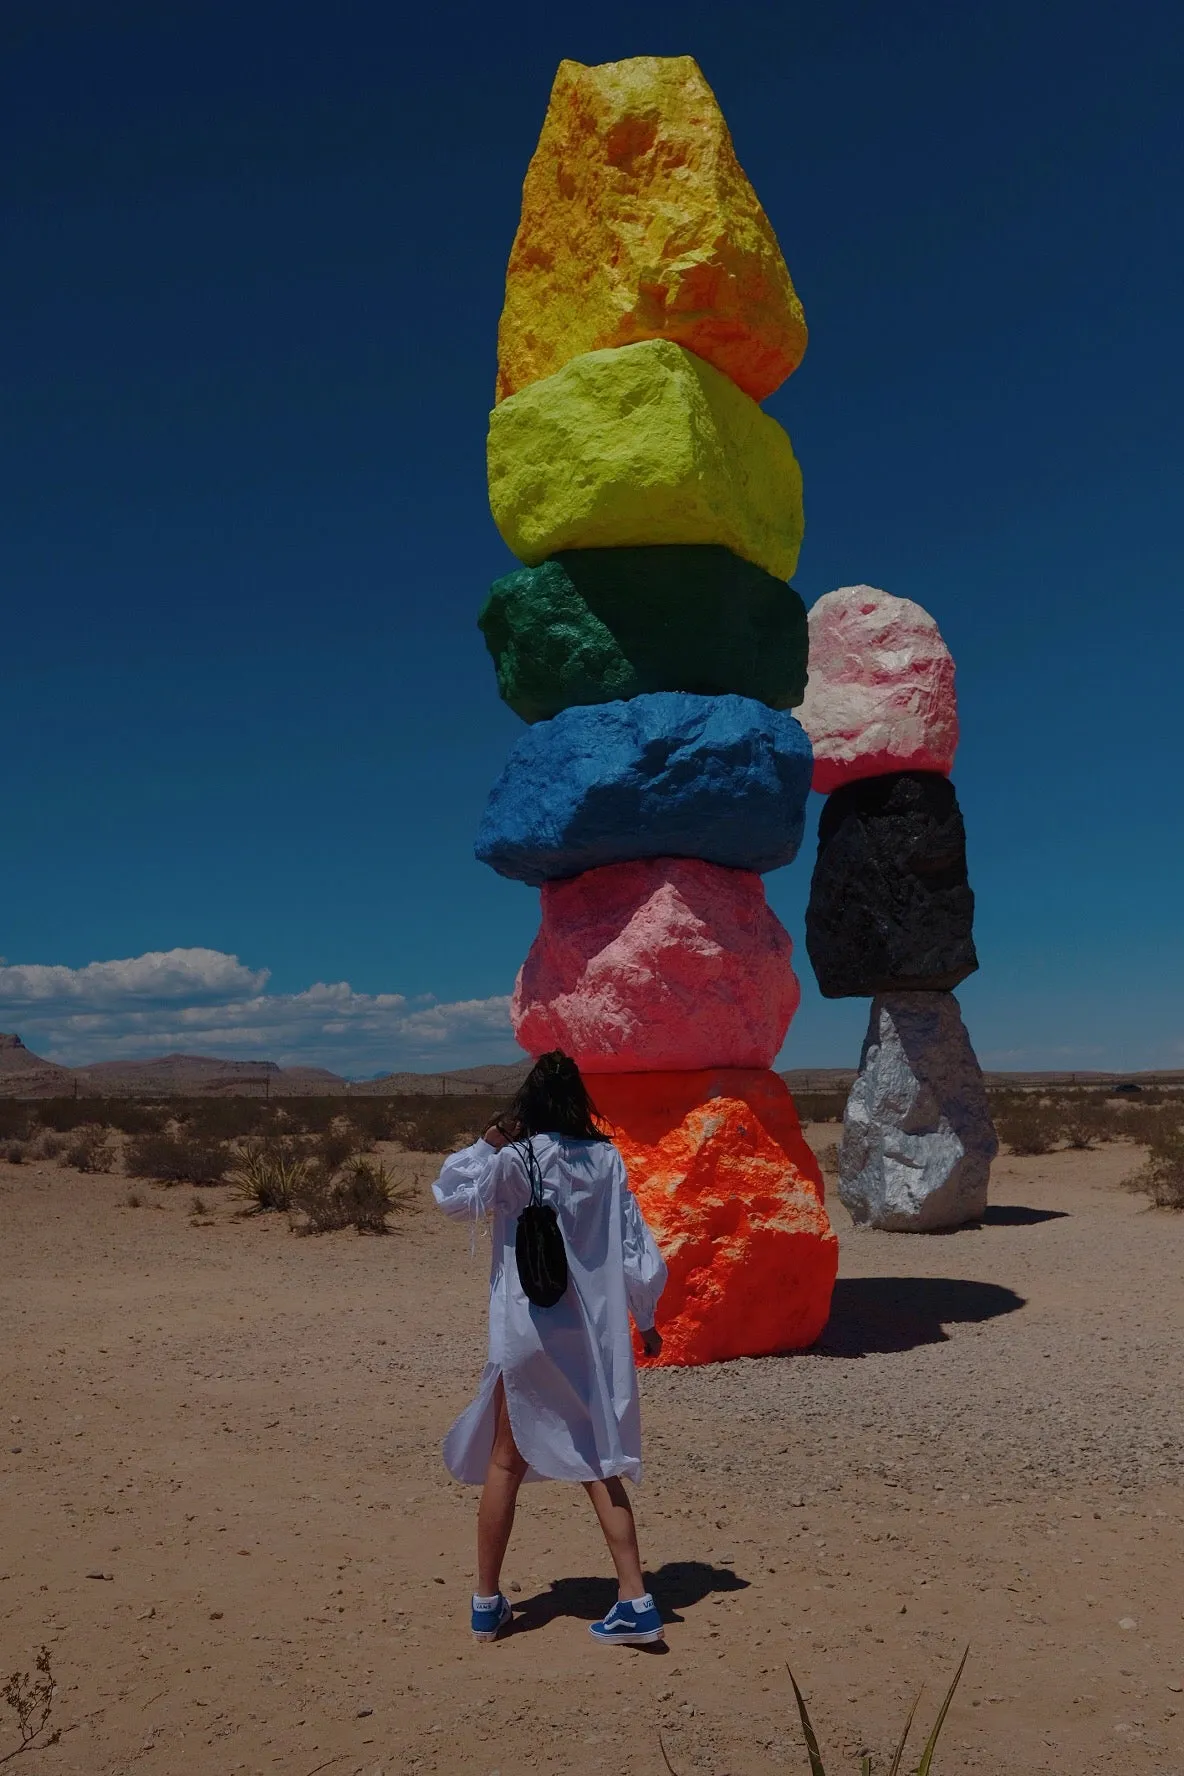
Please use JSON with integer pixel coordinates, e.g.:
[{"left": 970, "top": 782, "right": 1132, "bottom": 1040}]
[{"left": 432, "top": 1050, "right": 668, "bottom": 1647}]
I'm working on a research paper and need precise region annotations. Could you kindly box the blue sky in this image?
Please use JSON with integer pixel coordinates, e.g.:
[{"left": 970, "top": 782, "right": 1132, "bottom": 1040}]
[{"left": 0, "top": 0, "right": 1180, "bottom": 1074}]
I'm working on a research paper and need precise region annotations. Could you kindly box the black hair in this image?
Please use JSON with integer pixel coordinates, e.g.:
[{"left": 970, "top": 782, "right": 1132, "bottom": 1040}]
[{"left": 505, "top": 1050, "right": 606, "bottom": 1141}]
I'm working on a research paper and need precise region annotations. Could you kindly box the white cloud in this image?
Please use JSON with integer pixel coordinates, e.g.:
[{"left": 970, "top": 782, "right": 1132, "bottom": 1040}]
[
  {"left": 0, "top": 948, "right": 517, "bottom": 1076},
  {"left": 0, "top": 947, "right": 268, "bottom": 1007}
]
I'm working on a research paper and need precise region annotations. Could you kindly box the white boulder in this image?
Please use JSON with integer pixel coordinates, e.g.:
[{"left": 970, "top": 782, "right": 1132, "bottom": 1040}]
[{"left": 839, "top": 991, "right": 997, "bottom": 1231}]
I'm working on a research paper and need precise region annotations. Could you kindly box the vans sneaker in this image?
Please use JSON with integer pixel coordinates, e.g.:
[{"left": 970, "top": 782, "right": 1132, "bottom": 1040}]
[
  {"left": 471, "top": 1593, "right": 512, "bottom": 1642},
  {"left": 588, "top": 1594, "right": 664, "bottom": 1646}
]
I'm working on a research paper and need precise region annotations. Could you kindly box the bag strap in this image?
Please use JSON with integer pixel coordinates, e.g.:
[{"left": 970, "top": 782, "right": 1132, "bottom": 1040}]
[{"left": 511, "top": 1136, "right": 546, "bottom": 1210}]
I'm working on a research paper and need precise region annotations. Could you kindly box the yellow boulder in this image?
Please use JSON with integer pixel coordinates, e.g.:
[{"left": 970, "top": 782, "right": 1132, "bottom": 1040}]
[
  {"left": 496, "top": 56, "right": 807, "bottom": 405},
  {"left": 487, "top": 339, "right": 804, "bottom": 580}
]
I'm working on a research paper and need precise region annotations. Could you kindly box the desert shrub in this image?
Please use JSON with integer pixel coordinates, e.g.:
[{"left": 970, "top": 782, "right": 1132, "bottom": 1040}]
[
  {"left": 341, "top": 1098, "right": 405, "bottom": 1143},
  {"left": 316, "top": 1116, "right": 371, "bottom": 1172},
  {"left": 1124, "top": 1129, "right": 1184, "bottom": 1210},
  {"left": 1120, "top": 1103, "right": 1184, "bottom": 1148},
  {"left": 5, "top": 1141, "right": 27, "bottom": 1164},
  {"left": 180, "top": 1098, "right": 274, "bottom": 1142},
  {"left": 124, "top": 1130, "right": 230, "bottom": 1185},
  {"left": 1057, "top": 1103, "right": 1102, "bottom": 1149},
  {"left": 995, "top": 1104, "right": 1061, "bottom": 1156},
  {"left": 32, "top": 1131, "right": 66, "bottom": 1161},
  {"left": 381, "top": 1094, "right": 499, "bottom": 1152},
  {"left": 3, "top": 1644, "right": 57, "bottom": 1753},
  {"left": 292, "top": 1157, "right": 413, "bottom": 1234},
  {"left": 31, "top": 1097, "right": 162, "bottom": 1135},
  {"left": 125, "top": 1190, "right": 143, "bottom": 1209},
  {"left": 190, "top": 1194, "right": 207, "bottom": 1216},
  {"left": 227, "top": 1137, "right": 310, "bottom": 1212},
  {"left": 60, "top": 1124, "right": 116, "bottom": 1173},
  {"left": 811, "top": 1138, "right": 841, "bottom": 1181},
  {"left": 0, "top": 1105, "right": 33, "bottom": 1141}
]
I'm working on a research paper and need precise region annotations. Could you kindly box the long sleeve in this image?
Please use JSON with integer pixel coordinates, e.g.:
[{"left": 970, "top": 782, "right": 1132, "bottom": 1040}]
[
  {"left": 620, "top": 1172, "right": 667, "bottom": 1332},
  {"left": 432, "top": 1138, "right": 531, "bottom": 1221},
  {"left": 432, "top": 1139, "right": 500, "bottom": 1220}
]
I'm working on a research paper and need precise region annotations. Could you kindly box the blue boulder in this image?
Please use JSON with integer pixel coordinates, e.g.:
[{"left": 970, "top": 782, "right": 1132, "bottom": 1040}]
[{"left": 475, "top": 692, "right": 813, "bottom": 885}]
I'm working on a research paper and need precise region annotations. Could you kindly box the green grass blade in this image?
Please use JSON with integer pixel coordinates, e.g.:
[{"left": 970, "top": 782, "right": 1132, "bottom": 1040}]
[
  {"left": 787, "top": 1667, "right": 828, "bottom": 1776},
  {"left": 861, "top": 1758, "right": 873, "bottom": 1776},
  {"left": 886, "top": 1691, "right": 922, "bottom": 1776},
  {"left": 912, "top": 1646, "right": 970, "bottom": 1776}
]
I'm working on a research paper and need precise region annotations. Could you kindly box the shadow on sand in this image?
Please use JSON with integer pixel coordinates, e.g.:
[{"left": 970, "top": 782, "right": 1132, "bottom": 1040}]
[
  {"left": 509, "top": 1559, "right": 747, "bottom": 1643},
  {"left": 981, "top": 1204, "right": 1068, "bottom": 1226},
  {"left": 814, "top": 1275, "right": 1026, "bottom": 1357}
]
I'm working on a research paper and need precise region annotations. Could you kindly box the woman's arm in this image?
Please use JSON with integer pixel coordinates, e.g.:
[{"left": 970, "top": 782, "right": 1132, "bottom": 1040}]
[
  {"left": 431, "top": 1138, "right": 501, "bottom": 1219},
  {"left": 619, "top": 1158, "right": 668, "bottom": 1342},
  {"left": 431, "top": 1136, "right": 531, "bottom": 1220}
]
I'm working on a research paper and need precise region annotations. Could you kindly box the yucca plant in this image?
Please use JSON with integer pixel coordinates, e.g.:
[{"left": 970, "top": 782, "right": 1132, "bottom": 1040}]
[
  {"left": 227, "top": 1137, "right": 311, "bottom": 1212},
  {"left": 292, "top": 1156, "right": 416, "bottom": 1234},
  {"left": 662, "top": 1647, "right": 968, "bottom": 1775}
]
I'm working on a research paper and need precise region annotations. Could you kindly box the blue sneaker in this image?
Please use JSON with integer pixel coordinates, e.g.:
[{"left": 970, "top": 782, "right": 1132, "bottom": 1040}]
[
  {"left": 588, "top": 1594, "right": 664, "bottom": 1646},
  {"left": 471, "top": 1593, "right": 512, "bottom": 1642}
]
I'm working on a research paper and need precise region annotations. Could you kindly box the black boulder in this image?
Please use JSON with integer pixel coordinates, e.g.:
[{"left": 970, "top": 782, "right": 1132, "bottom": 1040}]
[{"left": 806, "top": 771, "right": 978, "bottom": 997}]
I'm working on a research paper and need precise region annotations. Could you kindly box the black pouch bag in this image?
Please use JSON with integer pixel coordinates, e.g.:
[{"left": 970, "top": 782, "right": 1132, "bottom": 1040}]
[{"left": 512, "top": 1139, "right": 568, "bottom": 1309}]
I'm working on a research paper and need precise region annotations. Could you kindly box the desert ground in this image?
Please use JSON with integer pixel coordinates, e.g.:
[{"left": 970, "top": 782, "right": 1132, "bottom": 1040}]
[{"left": 2, "top": 1133, "right": 1182, "bottom": 1776}]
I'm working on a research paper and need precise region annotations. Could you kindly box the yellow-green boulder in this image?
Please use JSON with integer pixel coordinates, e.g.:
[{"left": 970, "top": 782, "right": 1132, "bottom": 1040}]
[
  {"left": 487, "top": 339, "right": 804, "bottom": 580},
  {"left": 496, "top": 56, "right": 806, "bottom": 405}
]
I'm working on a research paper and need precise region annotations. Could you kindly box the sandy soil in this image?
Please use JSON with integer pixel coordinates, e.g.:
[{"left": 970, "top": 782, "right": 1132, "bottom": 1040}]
[{"left": 2, "top": 1133, "right": 1182, "bottom": 1776}]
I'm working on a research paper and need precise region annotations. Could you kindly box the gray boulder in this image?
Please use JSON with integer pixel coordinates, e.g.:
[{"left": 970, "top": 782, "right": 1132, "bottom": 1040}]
[{"left": 839, "top": 992, "right": 997, "bottom": 1231}]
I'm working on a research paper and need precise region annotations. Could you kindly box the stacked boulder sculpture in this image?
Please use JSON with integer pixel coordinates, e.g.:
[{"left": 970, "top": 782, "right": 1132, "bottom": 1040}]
[
  {"left": 798, "top": 586, "right": 998, "bottom": 1231},
  {"left": 478, "top": 55, "right": 838, "bottom": 1364}
]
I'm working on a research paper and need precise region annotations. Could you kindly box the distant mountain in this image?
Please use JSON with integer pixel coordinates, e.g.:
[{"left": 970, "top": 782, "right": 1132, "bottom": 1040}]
[
  {"left": 0, "top": 1032, "right": 73, "bottom": 1095},
  {"left": 351, "top": 1060, "right": 532, "bottom": 1097},
  {"left": 0, "top": 1035, "right": 530, "bottom": 1099},
  {"left": 2, "top": 1033, "right": 1178, "bottom": 1100}
]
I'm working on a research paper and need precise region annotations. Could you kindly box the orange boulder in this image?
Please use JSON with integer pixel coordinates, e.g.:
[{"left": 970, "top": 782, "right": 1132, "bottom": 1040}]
[
  {"left": 593, "top": 1069, "right": 837, "bottom": 1366},
  {"left": 496, "top": 56, "right": 807, "bottom": 404}
]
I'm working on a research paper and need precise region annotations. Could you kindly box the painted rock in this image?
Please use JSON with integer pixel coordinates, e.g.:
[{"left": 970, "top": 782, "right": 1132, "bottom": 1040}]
[
  {"left": 512, "top": 857, "right": 799, "bottom": 1072},
  {"left": 476, "top": 692, "right": 813, "bottom": 885},
  {"left": 478, "top": 546, "right": 809, "bottom": 724},
  {"left": 487, "top": 339, "right": 804, "bottom": 581},
  {"left": 797, "top": 586, "right": 959, "bottom": 793},
  {"left": 839, "top": 992, "right": 998, "bottom": 1231},
  {"left": 806, "top": 771, "right": 977, "bottom": 998},
  {"left": 495, "top": 55, "right": 807, "bottom": 406},
  {"left": 594, "top": 1068, "right": 837, "bottom": 1364}
]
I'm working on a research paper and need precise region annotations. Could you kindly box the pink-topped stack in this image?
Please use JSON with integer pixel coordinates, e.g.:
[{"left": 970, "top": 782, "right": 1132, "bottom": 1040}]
[{"left": 797, "top": 584, "right": 958, "bottom": 793}]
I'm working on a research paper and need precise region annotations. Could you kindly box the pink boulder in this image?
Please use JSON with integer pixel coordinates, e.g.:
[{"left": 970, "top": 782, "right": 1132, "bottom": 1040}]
[
  {"left": 797, "top": 586, "right": 958, "bottom": 793},
  {"left": 512, "top": 857, "right": 799, "bottom": 1073}
]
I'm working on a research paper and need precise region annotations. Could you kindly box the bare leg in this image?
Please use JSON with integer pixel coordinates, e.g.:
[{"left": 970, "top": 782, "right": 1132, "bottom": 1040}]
[
  {"left": 582, "top": 1476, "right": 646, "bottom": 1601},
  {"left": 476, "top": 1378, "right": 528, "bottom": 1597}
]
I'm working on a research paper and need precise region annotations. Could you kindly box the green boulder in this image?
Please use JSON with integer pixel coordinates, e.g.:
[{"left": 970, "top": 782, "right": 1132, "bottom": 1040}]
[{"left": 478, "top": 545, "right": 809, "bottom": 724}]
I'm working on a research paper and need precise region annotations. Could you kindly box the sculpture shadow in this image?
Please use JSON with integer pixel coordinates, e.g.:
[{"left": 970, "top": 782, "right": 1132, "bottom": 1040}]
[
  {"left": 509, "top": 1559, "right": 748, "bottom": 1642},
  {"left": 981, "top": 1204, "right": 1068, "bottom": 1227},
  {"left": 814, "top": 1275, "right": 1026, "bottom": 1358}
]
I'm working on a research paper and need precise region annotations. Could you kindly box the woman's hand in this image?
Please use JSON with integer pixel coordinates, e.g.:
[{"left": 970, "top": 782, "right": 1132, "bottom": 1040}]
[
  {"left": 482, "top": 1115, "right": 522, "bottom": 1150},
  {"left": 638, "top": 1326, "right": 663, "bottom": 1360}
]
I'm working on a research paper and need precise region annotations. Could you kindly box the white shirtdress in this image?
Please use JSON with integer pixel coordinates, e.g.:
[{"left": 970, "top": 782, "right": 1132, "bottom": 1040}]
[{"left": 432, "top": 1133, "right": 667, "bottom": 1485}]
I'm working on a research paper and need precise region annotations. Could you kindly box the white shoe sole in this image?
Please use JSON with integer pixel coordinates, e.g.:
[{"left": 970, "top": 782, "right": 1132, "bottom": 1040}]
[{"left": 589, "top": 1624, "right": 665, "bottom": 1646}]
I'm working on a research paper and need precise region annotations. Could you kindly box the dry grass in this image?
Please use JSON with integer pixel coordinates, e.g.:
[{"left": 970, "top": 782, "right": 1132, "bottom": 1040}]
[
  {"left": 61, "top": 1123, "right": 116, "bottom": 1173},
  {"left": 124, "top": 1130, "right": 231, "bottom": 1186},
  {"left": 291, "top": 1156, "right": 416, "bottom": 1235},
  {"left": 1124, "top": 1130, "right": 1184, "bottom": 1210}
]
